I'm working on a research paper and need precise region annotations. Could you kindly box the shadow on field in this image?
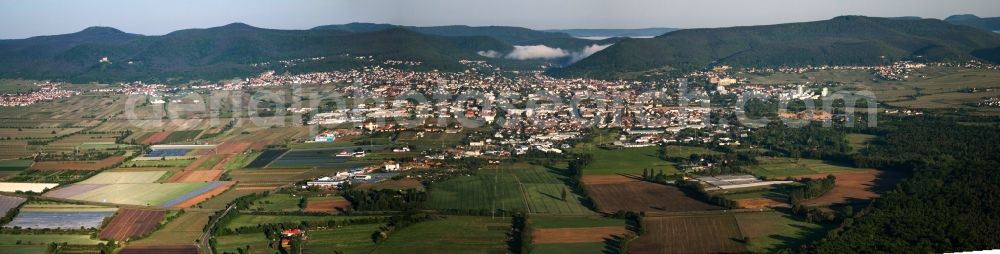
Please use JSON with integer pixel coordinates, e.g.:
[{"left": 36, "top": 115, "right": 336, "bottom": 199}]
[
  {"left": 542, "top": 163, "right": 597, "bottom": 210},
  {"left": 602, "top": 235, "right": 626, "bottom": 254}
]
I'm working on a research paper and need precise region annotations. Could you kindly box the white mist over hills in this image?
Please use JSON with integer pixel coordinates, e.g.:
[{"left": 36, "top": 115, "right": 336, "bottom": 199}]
[{"left": 478, "top": 44, "right": 612, "bottom": 63}]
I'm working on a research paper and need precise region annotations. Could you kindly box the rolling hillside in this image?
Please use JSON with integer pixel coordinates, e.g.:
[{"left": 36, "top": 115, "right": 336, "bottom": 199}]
[
  {"left": 555, "top": 16, "right": 1000, "bottom": 79},
  {"left": 945, "top": 14, "right": 1000, "bottom": 32},
  {"left": 0, "top": 24, "right": 512, "bottom": 82}
]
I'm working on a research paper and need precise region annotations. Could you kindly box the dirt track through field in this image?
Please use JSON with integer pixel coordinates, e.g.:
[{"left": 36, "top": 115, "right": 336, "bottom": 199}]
[{"left": 533, "top": 226, "right": 628, "bottom": 244}]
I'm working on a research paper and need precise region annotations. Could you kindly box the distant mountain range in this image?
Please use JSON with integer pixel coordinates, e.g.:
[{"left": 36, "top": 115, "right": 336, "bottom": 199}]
[
  {"left": 945, "top": 14, "right": 1000, "bottom": 32},
  {"left": 0, "top": 22, "right": 624, "bottom": 82},
  {"left": 543, "top": 28, "right": 678, "bottom": 38},
  {"left": 3, "top": 16, "right": 1000, "bottom": 82},
  {"left": 554, "top": 16, "right": 1000, "bottom": 79}
]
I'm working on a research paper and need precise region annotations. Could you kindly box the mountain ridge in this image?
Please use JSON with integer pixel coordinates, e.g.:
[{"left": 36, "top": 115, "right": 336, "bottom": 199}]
[{"left": 554, "top": 16, "right": 1000, "bottom": 79}]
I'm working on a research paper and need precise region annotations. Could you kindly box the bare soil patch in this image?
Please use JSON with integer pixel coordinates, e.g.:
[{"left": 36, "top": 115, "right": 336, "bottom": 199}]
[
  {"left": 533, "top": 226, "right": 628, "bottom": 244},
  {"left": 585, "top": 175, "right": 721, "bottom": 213},
  {"left": 798, "top": 169, "right": 904, "bottom": 205}
]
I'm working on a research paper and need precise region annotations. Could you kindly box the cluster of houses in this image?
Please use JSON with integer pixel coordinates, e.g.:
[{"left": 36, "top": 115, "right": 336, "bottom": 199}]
[{"left": 0, "top": 83, "right": 81, "bottom": 107}]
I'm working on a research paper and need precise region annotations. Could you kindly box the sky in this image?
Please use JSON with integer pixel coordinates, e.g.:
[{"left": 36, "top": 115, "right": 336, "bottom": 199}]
[{"left": 2, "top": 0, "right": 1000, "bottom": 39}]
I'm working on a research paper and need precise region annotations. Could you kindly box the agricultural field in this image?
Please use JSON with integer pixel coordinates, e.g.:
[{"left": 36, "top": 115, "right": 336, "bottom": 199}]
[
  {"left": 846, "top": 133, "right": 877, "bottom": 152},
  {"left": 0, "top": 195, "right": 27, "bottom": 217},
  {"left": 222, "top": 214, "right": 385, "bottom": 230},
  {"left": 243, "top": 149, "right": 288, "bottom": 168},
  {"left": 532, "top": 242, "right": 609, "bottom": 254},
  {"left": 214, "top": 233, "right": 273, "bottom": 254},
  {"left": 267, "top": 147, "right": 379, "bottom": 169},
  {"left": 119, "top": 245, "right": 199, "bottom": 254},
  {"left": 122, "top": 159, "right": 195, "bottom": 168},
  {"left": 302, "top": 223, "right": 382, "bottom": 254},
  {"left": 0, "top": 233, "right": 104, "bottom": 245},
  {"left": 44, "top": 182, "right": 213, "bottom": 207},
  {"left": 581, "top": 175, "right": 720, "bottom": 213},
  {"left": 78, "top": 171, "right": 167, "bottom": 184},
  {"left": 733, "top": 211, "right": 831, "bottom": 253},
  {"left": 5, "top": 170, "right": 96, "bottom": 184},
  {"left": 0, "top": 160, "right": 34, "bottom": 171},
  {"left": 303, "top": 196, "right": 350, "bottom": 213},
  {"left": 631, "top": 211, "right": 831, "bottom": 253},
  {"left": 427, "top": 163, "right": 595, "bottom": 215},
  {"left": 355, "top": 177, "right": 424, "bottom": 191},
  {"left": 0, "top": 140, "right": 34, "bottom": 160},
  {"left": 0, "top": 160, "right": 33, "bottom": 179},
  {"left": 158, "top": 130, "right": 203, "bottom": 144},
  {"left": 531, "top": 216, "right": 625, "bottom": 229},
  {"left": 533, "top": 226, "right": 628, "bottom": 244},
  {"left": 222, "top": 152, "right": 261, "bottom": 170},
  {"left": 743, "top": 67, "right": 1000, "bottom": 114},
  {"left": 660, "top": 145, "right": 721, "bottom": 159},
  {"left": 145, "top": 149, "right": 191, "bottom": 157},
  {"left": 246, "top": 193, "right": 304, "bottom": 212},
  {"left": 228, "top": 168, "right": 312, "bottom": 185},
  {"left": 98, "top": 208, "right": 167, "bottom": 241},
  {"left": 133, "top": 211, "right": 211, "bottom": 245},
  {"left": 371, "top": 216, "right": 509, "bottom": 254},
  {"left": 6, "top": 202, "right": 117, "bottom": 229},
  {"left": 718, "top": 187, "right": 790, "bottom": 209},
  {"left": 0, "top": 182, "right": 59, "bottom": 192},
  {"left": 749, "top": 157, "right": 867, "bottom": 178},
  {"left": 798, "top": 169, "right": 905, "bottom": 206},
  {"left": 29, "top": 156, "right": 125, "bottom": 171},
  {"left": 631, "top": 215, "right": 747, "bottom": 254},
  {"left": 198, "top": 188, "right": 268, "bottom": 210},
  {"left": 43, "top": 133, "right": 119, "bottom": 152},
  {"left": 576, "top": 146, "right": 677, "bottom": 176},
  {"left": 0, "top": 128, "right": 83, "bottom": 139},
  {"left": 425, "top": 169, "right": 525, "bottom": 213}
]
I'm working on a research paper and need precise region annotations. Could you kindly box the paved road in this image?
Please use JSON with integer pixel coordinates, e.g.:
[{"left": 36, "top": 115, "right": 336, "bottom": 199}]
[{"left": 198, "top": 203, "right": 236, "bottom": 254}]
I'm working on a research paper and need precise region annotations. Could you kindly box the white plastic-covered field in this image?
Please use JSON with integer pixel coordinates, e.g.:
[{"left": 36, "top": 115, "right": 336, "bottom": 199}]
[{"left": 0, "top": 182, "right": 59, "bottom": 193}]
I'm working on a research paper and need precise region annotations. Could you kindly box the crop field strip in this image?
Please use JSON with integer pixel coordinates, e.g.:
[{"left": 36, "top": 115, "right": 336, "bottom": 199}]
[
  {"left": 370, "top": 216, "right": 510, "bottom": 254},
  {"left": 582, "top": 175, "right": 721, "bottom": 213},
  {"left": 266, "top": 146, "right": 381, "bottom": 169},
  {"left": 99, "top": 208, "right": 167, "bottom": 241},
  {"left": 7, "top": 203, "right": 118, "bottom": 229},
  {"left": 631, "top": 214, "right": 747, "bottom": 254},
  {"left": 243, "top": 149, "right": 288, "bottom": 168},
  {"left": 79, "top": 171, "right": 167, "bottom": 184},
  {"left": 49, "top": 182, "right": 210, "bottom": 206},
  {"left": 133, "top": 211, "right": 211, "bottom": 245},
  {"left": 0, "top": 195, "right": 26, "bottom": 217},
  {"left": 426, "top": 164, "right": 595, "bottom": 215},
  {"left": 512, "top": 166, "right": 595, "bottom": 214},
  {"left": 29, "top": 156, "right": 125, "bottom": 171}
]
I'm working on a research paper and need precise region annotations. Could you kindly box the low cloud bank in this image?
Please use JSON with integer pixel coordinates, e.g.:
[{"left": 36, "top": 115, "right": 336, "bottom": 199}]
[{"left": 478, "top": 44, "right": 612, "bottom": 63}]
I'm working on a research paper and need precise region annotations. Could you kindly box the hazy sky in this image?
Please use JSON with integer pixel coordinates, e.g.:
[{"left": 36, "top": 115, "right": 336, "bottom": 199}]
[{"left": 2, "top": 0, "right": 1000, "bottom": 39}]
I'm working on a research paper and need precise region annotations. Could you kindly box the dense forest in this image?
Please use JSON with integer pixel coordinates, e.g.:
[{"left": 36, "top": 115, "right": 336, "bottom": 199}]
[{"left": 806, "top": 117, "right": 1000, "bottom": 252}]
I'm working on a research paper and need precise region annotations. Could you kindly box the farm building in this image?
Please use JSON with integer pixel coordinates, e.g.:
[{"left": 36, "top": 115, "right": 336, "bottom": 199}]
[{"left": 306, "top": 177, "right": 346, "bottom": 188}]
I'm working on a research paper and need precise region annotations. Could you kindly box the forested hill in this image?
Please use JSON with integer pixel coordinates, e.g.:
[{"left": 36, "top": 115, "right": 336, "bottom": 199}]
[
  {"left": 945, "top": 14, "right": 1000, "bottom": 32},
  {"left": 554, "top": 16, "right": 1000, "bottom": 79},
  {"left": 312, "top": 23, "right": 622, "bottom": 50},
  {"left": 0, "top": 23, "right": 514, "bottom": 82}
]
